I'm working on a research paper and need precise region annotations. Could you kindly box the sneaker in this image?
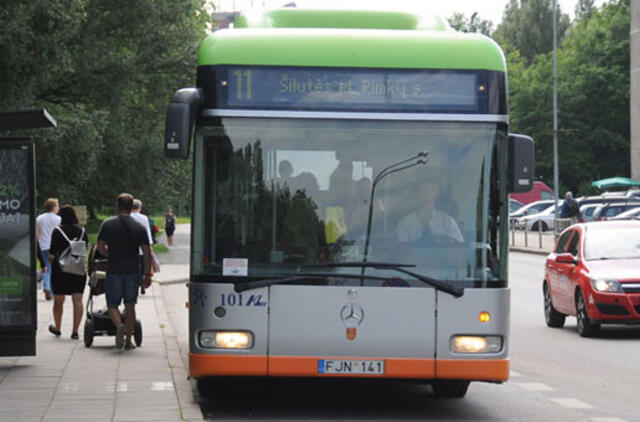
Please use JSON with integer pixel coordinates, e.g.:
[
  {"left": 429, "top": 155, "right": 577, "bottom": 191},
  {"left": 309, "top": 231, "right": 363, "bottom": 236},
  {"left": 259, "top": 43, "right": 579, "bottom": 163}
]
[
  {"left": 44, "top": 289, "right": 52, "bottom": 301},
  {"left": 71, "top": 333, "right": 79, "bottom": 340},
  {"left": 124, "top": 342, "right": 136, "bottom": 351},
  {"left": 48, "top": 324, "right": 61, "bottom": 337},
  {"left": 115, "top": 324, "right": 125, "bottom": 349}
]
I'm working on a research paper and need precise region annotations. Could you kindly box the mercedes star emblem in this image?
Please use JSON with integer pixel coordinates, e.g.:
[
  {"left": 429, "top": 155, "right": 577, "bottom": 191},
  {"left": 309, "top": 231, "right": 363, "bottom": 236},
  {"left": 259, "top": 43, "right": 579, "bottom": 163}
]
[{"left": 340, "top": 302, "right": 364, "bottom": 327}]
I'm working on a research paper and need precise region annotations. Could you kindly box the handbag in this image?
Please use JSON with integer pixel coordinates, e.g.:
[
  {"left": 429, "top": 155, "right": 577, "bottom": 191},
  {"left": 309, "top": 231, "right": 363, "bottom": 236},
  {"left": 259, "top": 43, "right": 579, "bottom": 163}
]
[{"left": 56, "top": 227, "right": 87, "bottom": 276}]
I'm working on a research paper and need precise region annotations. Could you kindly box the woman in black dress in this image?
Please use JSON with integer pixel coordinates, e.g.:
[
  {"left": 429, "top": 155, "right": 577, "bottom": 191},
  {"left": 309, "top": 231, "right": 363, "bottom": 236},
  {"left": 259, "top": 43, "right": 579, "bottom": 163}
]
[{"left": 48, "top": 205, "right": 88, "bottom": 339}]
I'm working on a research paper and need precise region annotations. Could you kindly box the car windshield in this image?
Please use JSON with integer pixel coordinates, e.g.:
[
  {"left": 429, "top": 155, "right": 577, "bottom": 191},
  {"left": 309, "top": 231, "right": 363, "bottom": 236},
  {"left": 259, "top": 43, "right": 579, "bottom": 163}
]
[
  {"left": 584, "top": 227, "right": 640, "bottom": 260},
  {"left": 193, "top": 118, "right": 508, "bottom": 287}
]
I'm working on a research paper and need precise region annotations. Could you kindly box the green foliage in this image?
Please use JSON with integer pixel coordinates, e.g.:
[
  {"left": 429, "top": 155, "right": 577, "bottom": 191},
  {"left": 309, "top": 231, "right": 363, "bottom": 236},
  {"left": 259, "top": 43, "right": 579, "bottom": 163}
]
[
  {"left": 447, "top": 12, "right": 494, "bottom": 36},
  {"left": 0, "top": 0, "right": 211, "bottom": 215},
  {"left": 503, "top": 0, "right": 630, "bottom": 195},
  {"left": 494, "top": 0, "right": 571, "bottom": 64}
]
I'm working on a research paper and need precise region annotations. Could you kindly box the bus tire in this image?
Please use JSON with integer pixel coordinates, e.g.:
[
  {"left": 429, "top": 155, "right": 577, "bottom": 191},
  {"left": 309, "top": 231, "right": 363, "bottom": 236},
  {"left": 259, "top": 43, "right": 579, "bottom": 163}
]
[
  {"left": 576, "top": 290, "right": 599, "bottom": 337},
  {"left": 432, "top": 380, "right": 470, "bottom": 398},
  {"left": 543, "top": 282, "right": 565, "bottom": 328}
]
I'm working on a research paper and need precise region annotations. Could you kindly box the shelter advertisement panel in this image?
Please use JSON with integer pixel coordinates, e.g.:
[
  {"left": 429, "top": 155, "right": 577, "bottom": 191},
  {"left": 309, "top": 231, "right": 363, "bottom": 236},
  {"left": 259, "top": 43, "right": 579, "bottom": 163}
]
[{"left": 0, "top": 140, "right": 36, "bottom": 355}]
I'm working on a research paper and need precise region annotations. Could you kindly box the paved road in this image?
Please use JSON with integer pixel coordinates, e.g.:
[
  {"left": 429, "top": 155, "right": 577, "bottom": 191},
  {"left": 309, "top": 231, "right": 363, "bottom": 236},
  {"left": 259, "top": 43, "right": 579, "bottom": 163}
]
[{"left": 160, "top": 234, "right": 639, "bottom": 420}]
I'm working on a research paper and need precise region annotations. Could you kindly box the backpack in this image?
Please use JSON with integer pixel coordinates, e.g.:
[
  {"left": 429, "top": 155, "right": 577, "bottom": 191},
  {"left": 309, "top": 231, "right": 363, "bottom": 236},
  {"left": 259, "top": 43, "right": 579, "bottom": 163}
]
[{"left": 56, "top": 227, "right": 87, "bottom": 276}]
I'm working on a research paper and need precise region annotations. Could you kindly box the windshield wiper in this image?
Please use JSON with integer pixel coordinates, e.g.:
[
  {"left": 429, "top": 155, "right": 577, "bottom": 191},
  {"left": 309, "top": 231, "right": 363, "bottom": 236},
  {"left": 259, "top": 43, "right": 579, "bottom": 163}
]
[
  {"left": 307, "top": 261, "right": 464, "bottom": 298},
  {"left": 234, "top": 273, "right": 393, "bottom": 292}
]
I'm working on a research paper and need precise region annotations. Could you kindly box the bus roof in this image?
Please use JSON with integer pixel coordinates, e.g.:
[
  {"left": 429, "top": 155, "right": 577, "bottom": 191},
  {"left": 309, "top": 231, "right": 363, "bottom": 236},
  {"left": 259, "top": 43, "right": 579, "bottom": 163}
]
[{"left": 198, "top": 9, "right": 506, "bottom": 72}]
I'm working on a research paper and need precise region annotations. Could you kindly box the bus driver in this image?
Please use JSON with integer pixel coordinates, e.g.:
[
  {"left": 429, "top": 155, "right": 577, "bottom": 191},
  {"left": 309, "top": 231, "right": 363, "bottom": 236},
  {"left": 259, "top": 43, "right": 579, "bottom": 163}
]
[{"left": 395, "top": 181, "right": 463, "bottom": 243}]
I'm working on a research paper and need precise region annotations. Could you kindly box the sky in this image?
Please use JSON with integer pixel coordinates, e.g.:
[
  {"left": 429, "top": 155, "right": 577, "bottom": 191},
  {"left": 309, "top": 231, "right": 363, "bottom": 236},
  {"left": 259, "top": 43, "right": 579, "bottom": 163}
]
[{"left": 211, "top": 0, "right": 607, "bottom": 27}]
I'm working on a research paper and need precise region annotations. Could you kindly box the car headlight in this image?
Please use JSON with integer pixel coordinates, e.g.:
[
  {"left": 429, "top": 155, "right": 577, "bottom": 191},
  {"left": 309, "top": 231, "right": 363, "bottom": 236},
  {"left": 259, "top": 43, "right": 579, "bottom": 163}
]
[
  {"left": 199, "top": 330, "right": 253, "bottom": 349},
  {"left": 589, "top": 278, "right": 623, "bottom": 293},
  {"left": 451, "top": 335, "right": 502, "bottom": 354}
]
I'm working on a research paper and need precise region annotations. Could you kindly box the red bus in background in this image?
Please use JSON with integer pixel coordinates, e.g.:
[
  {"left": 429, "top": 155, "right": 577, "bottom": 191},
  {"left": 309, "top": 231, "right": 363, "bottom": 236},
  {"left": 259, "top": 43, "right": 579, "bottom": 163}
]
[{"left": 510, "top": 181, "right": 554, "bottom": 205}]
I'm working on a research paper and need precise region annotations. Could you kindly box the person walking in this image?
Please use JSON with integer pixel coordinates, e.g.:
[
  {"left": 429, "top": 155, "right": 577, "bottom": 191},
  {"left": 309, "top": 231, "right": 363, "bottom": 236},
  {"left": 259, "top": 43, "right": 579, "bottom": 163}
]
[
  {"left": 48, "top": 205, "right": 88, "bottom": 339},
  {"left": 36, "top": 198, "right": 60, "bottom": 300},
  {"left": 560, "top": 191, "right": 580, "bottom": 225},
  {"left": 131, "top": 199, "right": 153, "bottom": 295},
  {"left": 97, "top": 193, "right": 151, "bottom": 350},
  {"left": 165, "top": 208, "right": 176, "bottom": 246}
]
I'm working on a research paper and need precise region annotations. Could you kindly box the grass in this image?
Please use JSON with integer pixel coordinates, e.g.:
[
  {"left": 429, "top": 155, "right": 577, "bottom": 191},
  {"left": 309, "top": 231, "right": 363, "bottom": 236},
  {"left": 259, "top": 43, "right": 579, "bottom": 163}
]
[
  {"left": 152, "top": 243, "right": 170, "bottom": 254},
  {"left": 86, "top": 213, "right": 190, "bottom": 244}
]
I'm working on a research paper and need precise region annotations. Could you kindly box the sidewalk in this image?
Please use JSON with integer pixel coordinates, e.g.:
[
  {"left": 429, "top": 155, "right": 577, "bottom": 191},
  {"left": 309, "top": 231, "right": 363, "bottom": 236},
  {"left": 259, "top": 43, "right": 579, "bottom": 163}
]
[{"left": 0, "top": 224, "right": 201, "bottom": 421}]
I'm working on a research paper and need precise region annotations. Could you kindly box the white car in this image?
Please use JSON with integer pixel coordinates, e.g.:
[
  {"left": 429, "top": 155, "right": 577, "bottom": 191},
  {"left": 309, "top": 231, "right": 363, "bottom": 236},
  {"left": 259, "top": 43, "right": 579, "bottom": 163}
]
[{"left": 516, "top": 202, "right": 561, "bottom": 231}]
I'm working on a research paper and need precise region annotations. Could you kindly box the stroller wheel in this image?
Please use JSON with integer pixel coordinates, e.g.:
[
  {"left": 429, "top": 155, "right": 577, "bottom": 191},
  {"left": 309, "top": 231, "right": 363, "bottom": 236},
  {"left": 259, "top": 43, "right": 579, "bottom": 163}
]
[
  {"left": 84, "top": 319, "right": 95, "bottom": 348},
  {"left": 134, "top": 319, "right": 143, "bottom": 347}
]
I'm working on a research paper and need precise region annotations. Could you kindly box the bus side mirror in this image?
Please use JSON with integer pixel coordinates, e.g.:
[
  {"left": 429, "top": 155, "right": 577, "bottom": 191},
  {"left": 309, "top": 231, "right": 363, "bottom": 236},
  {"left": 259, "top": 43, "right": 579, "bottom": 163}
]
[
  {"left": 164, "top": 88, "right": 202, "bottom": 160},
  {"left": 508, "top": 134, "right": 534, "bottom": 193}
]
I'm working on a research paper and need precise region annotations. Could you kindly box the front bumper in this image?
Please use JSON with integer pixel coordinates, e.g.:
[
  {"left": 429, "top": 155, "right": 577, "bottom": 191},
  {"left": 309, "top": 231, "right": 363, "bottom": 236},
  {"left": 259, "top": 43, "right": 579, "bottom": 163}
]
[{"left": 586, "top": 290, "right": 640, "bottom": 324}]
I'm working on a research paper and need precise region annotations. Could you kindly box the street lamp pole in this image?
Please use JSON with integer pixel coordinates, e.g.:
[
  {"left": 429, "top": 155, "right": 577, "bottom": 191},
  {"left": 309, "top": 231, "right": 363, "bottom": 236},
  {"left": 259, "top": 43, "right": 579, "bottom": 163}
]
[{"left": 552, "top": 0, "right": 560, "bottom": 236}]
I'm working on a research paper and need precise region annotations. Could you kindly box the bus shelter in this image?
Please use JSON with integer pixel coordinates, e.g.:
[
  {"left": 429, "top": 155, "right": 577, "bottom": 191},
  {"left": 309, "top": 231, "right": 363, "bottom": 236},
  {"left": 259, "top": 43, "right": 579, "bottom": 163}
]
[{"left": 0, "top": 109, "right": 56, "bottom": 356}]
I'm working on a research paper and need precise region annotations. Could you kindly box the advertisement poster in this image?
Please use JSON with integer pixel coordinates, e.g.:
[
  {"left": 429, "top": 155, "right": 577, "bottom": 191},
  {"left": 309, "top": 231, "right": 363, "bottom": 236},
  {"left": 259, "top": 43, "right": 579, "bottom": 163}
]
[{"left": 0, "top": 144, "right": 34, "bottom": 328}]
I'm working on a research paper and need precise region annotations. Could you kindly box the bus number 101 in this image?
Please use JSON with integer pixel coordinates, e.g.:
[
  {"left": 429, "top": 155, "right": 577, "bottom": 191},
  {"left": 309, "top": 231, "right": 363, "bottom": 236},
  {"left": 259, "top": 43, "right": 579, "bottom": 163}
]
[{"left": 233, "top": 69, "right": 252, "bottom": 100}]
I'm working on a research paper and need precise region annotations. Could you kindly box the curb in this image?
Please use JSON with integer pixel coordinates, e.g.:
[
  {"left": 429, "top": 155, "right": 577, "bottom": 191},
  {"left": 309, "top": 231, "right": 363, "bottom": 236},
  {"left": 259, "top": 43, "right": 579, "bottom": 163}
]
[
  {"left": 509, "top": 247, "right": 551, "bottom": 256},
  {"left": 152, "top": 283, "right": 204, "bottom": 422}
]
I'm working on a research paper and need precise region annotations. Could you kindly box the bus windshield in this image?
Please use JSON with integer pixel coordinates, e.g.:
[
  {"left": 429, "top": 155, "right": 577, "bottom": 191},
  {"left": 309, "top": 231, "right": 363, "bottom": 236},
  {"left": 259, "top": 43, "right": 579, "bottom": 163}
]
[{"left": 193, "top": 118, "right": 506, "bottom": 286}]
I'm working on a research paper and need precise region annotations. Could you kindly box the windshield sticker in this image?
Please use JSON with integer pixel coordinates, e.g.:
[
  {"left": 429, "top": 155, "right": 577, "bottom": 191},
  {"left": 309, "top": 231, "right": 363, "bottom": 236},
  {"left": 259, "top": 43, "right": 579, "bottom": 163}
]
[
  {"left": 223, "top": 258, "right": 248, "bottom": 277},
  {"left": 192, "top": 287, "right": 207, "bottom": 307}
]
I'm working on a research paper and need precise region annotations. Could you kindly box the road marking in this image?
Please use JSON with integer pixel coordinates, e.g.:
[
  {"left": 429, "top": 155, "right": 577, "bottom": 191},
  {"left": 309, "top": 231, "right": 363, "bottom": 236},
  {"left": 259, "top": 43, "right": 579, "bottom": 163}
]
[
  {"left": 151, "top": 381, "right": 174, "bottom": 391},
  {"left": 117, "top": 381, "right": 128, "bottom": 392},
  {"left": 550, "top": 398, "right": 594, "bottom": 409},
  {"left": 591, "top": 418, "right": 627, "bottom": 422},
  {"left": 510, "top": 370, "right": 522, "bottom": 377},
  {"left": 514, "top": 382, "right": 554, "bottom": 392}
]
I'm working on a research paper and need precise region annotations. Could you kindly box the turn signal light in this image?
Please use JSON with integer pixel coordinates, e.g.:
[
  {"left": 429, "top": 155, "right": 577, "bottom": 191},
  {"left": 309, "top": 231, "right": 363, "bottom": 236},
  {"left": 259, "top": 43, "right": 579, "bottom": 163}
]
[{"left": 478, "top": 311, "right": 491, "bottom": 323}]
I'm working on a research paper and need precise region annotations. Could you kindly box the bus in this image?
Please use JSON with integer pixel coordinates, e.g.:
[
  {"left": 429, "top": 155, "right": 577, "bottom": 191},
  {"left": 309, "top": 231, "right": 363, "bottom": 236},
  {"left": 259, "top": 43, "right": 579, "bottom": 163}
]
[{"left": 165, "top": 8, "right": 534, "bottom": 398}]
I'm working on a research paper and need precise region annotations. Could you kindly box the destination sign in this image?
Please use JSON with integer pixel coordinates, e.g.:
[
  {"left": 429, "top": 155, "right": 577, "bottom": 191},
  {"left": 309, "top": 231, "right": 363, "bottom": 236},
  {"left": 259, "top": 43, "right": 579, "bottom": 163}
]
[{"left": 209, "top": 67, "right": 494, "bottom": 113}]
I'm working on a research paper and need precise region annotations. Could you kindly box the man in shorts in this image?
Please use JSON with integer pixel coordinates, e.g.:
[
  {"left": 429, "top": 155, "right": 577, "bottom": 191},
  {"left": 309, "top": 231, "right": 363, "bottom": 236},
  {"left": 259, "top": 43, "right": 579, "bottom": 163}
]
[{"left": 97, "top": 193, "right": 151, "bottom": 350}]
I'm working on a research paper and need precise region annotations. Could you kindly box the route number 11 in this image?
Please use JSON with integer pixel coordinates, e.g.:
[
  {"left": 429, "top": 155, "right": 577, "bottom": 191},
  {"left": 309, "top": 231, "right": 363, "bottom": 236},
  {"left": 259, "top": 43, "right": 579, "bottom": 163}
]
[{"left": 233, "top": 69, "right": 252, "bottom": 100}]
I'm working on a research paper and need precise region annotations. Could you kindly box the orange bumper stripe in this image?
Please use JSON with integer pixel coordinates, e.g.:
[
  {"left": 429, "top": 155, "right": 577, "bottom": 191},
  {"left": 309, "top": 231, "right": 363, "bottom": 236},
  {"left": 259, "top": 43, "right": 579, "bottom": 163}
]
[
  {"left": 436, "top": 359, "right": 509, "bottom": 381},
  {"left": 191, "top": 354, "right": 508, "bottom": 381},
  {"left": 189, "top": 354, "right": 267, "bottom": 377}
]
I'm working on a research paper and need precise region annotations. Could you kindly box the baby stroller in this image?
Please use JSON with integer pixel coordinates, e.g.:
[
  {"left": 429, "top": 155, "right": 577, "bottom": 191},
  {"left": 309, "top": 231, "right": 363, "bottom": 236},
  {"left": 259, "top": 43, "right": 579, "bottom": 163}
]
[{"left": 83, "top": 244, "right": 142, "bottom": 348}]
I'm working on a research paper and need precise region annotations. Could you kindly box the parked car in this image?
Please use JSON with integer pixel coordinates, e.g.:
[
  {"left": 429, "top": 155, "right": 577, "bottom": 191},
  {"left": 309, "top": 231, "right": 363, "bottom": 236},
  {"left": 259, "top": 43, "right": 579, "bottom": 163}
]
[
  {"left": 610, "top": 207, "right": 640, "bottom": 220},
  {"left": 509, "top": 198, "right": 524, "bottom": 213},
  {"left": 510, "top": 199, "right": 555, "bottom": 220},
  {"left": 577, "top": 194, "right": 635, "bottom": 207},
  {"left": 510, "top": 181, "right": 554, "bottom": 205},
  {"left": 543, "top": 221, "right": 640, "bottom": 337},
  {"left": 578, "top": 203, "right": 602, "bottom": 223},
  {"left": 591, "top": 202, "right": 640, "bottom": 221},
  {"left": 516, "top": 203, "right": 561, "bottom": 231}
]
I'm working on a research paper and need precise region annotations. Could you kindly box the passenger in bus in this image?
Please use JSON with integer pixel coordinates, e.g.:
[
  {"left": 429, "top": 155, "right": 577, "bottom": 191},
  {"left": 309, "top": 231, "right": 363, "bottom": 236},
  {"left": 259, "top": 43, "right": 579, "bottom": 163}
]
[
  {"left": 278, "top": 160, "right": 320, "bottom": 197},
  {"left": 395, "top": 181, "right": 463, "bottom": 243}
]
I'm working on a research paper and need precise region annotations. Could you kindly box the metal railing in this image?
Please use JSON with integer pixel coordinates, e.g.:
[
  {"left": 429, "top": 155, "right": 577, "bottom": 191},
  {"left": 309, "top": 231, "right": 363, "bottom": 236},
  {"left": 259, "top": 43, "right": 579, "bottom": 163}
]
[{"left": 510, "top": 218, "right": 574, "bottom": 251}]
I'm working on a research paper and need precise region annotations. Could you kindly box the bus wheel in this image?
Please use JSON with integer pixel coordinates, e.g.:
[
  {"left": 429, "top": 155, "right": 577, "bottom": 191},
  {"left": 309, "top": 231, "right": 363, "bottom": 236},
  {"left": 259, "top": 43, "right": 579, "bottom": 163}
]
[
  {"left": 432, "top": 380, "right": 470, "bottom": 398},
  {"left": 576, "top": 290, "right": 599, "bottom": 338},
  {"left": 544, "top": 282, "right": 565, "bottom": 328}
]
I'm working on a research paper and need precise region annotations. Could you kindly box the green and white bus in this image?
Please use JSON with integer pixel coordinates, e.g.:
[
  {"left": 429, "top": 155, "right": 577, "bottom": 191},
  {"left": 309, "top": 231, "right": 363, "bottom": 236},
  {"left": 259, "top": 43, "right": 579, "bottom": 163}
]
[{"left": 165, "top": 8, "right": 533, "bottom": 398}]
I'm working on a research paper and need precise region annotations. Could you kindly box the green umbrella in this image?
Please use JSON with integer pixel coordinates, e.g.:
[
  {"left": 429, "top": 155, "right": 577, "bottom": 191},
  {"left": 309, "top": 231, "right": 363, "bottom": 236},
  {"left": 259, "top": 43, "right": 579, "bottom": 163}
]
[{"left": 591, "top": 177, "right": 640, "bottom": 189}]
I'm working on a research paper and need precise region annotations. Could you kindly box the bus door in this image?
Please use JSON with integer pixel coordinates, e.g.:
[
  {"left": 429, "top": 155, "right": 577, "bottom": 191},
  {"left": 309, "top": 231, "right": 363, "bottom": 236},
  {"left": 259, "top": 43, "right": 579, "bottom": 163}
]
[{"left": 267, "top": 285, "right": 436, "bottom": 378}]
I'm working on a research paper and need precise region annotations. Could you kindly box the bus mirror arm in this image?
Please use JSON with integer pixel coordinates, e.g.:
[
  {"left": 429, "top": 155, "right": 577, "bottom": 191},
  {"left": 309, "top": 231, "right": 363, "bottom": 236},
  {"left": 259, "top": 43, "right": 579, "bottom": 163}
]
[{"left": 164, "top": 88, "right": 203, "bottom": 160}]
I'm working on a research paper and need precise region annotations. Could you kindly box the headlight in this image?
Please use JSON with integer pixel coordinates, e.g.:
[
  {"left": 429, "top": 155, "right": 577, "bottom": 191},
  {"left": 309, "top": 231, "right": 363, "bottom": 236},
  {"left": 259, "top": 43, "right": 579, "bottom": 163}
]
[
  {"left": 199, "top": 331, "right": 253, "bottom": 349},
  {"left": 451, "top": 335, "right": 502, "bottom": 354},
  {"left": 590, "top": 278, "right": 623, "bottom": 293}
]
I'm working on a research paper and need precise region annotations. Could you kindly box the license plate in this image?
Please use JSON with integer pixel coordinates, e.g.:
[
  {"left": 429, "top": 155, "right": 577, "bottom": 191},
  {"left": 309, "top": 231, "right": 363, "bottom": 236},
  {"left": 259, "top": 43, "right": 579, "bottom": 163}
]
[{"left": 318, "top": 359, "right": 385, "bottom": 375}]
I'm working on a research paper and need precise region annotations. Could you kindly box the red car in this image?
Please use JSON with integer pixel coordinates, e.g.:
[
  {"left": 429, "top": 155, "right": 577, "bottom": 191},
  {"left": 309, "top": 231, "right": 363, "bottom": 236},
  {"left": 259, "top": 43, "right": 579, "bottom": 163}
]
[{"left": 543, "top": 221, "right": 640, "bottom": 337}]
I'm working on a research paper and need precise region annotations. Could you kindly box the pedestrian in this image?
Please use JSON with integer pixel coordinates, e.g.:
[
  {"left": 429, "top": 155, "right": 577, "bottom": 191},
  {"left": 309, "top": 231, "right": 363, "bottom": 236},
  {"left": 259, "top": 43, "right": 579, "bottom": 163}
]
[
  {"left": 48, "top": 205, "right": 88, "bottom": 339},
  {"left": 97, "top": 193, "right": 151, "bottom": 350},
  {"left": 165, "top": 208, "right": 176, "bottom": 246},
  {"left": 36, "top": 198, "right": 61, "bottom": 300},
  {"left": 560, "top": 191, "right": 580, "bottom": 225},
  {"left": 131, "top": 199, "right": 153, "bottom": 295}
]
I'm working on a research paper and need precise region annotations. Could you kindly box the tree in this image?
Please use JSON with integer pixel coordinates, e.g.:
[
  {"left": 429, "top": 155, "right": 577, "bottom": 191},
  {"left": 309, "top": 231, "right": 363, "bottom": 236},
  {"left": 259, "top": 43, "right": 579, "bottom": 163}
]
[
  {"left": 447, "top": 12, "right": 493, "bottom": 36},
  {"left": 507, "top": 0, "right": 630, "bottom": 194},
  {"left": 0, "top": 0, "right": 212, "bottom": 215},
  {"left": 494, "top": 0, "right": 571, "bottom": 64}
]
